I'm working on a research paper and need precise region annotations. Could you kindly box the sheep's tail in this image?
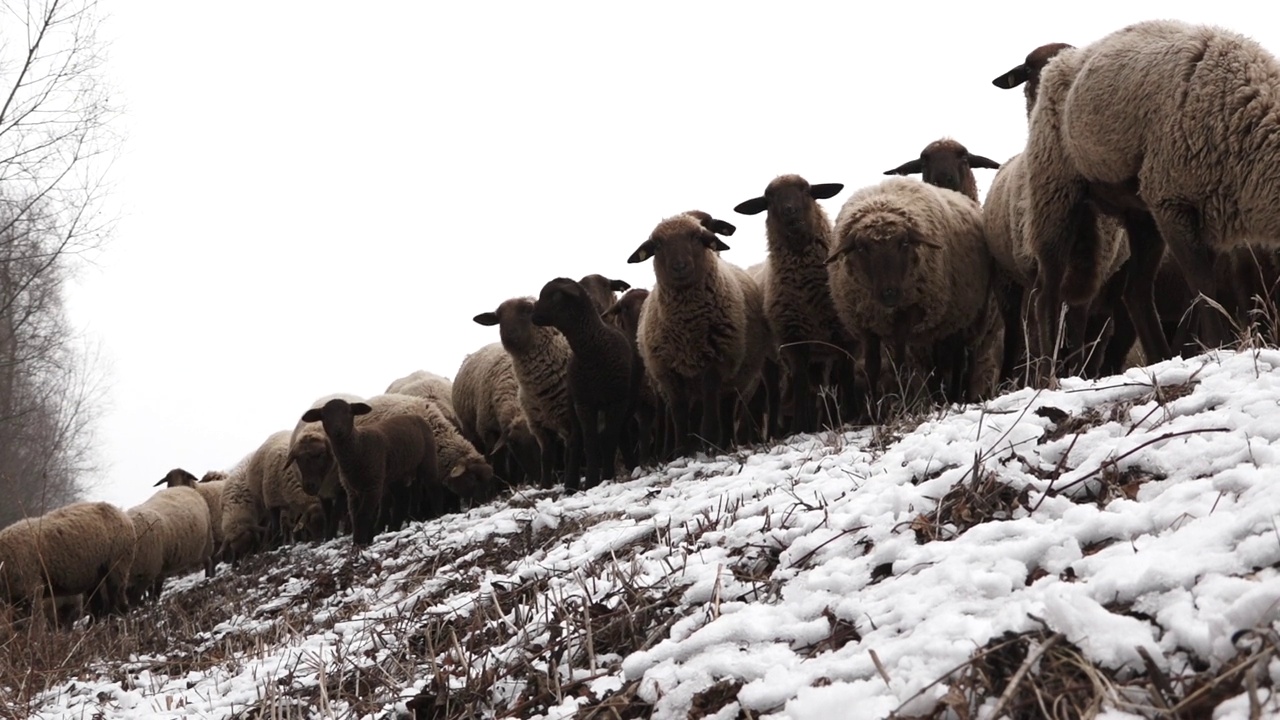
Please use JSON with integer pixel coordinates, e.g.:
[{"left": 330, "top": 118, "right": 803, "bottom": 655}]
[{"left": 1059, "top": 209, "right": 1105, "bottom": 305}]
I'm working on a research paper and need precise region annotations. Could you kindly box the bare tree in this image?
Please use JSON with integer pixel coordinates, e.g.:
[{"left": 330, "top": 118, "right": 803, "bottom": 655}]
[{"left": 0, "top": 0, "right": 117, "bottom": 527}]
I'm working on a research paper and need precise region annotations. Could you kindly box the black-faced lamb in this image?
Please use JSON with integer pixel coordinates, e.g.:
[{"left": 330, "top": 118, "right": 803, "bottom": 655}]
[
  {"left": 733, "top": 174, "right": 852, "bottom": 435},
  {"left": 0, "top": 501, "right": 135, "bottom": 620},
  {"left": 288, "top": 392, "right": 363, "bottom": 541},
  {"left": 627, "top": 211, "right": 770, "bottom": 456},
  {"left": 452, "top": 342, "right": 542, "bottom": 486},
  {"left": 578, "top": 274, "right": 631, "bottom": 316},
  {"left": 825, "top": 176, "right": 1001, "bottom": 405},
  {"left": 883, "top": 138, "right": 1000, "bottom": 202},
  {"left": 299, "top": 398, "right": 438, "bottom": 546},
  {"left": 531, "top": 277, "right": 635, "bottom": 491},
  {"left": 1015, "top": 19, "right": 1280, "bottom": 376},
  {"left": 473, "top": 298, "right": 574, "bottom": 488},
  {"left": 602, "top": 288, "right": 664, "bottom": 467}
]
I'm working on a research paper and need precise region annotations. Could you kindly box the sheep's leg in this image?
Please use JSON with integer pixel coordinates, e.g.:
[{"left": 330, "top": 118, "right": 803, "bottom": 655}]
[
  {"left": 574, "top": 401, "right": 599, "bottom": 491},
  {"left": 600, "top": 400, "right": 628, "bottom": 483},
  {"left": 565, "top": 412, "right": 585, "bottom": 492},
  {"left": 1122, "top": 211, "right": 1174, "bottom": 361},
  {"left": 787, "top": 344, "right": 814, "bottom": 434},
  {"left": 348, "top": 488, "right": 382, "bottom": 546},
  {"left": 759, "top": 357, "right": 781, "bottom": 439},
  {"left": 533, "top": 427, "right": 557, "bottom": 490},
  {"left": 862, "top": 334, "right": 882, "bottom": 421},
  {"left": 1151, "top": 202, "right": 1227, "bottom": 351},
  {"left": 698, "top": 368, "right": 724, "bottom": 452}
]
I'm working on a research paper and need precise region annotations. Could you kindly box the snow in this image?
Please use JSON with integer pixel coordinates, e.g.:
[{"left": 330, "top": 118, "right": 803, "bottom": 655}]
[{"left": 19, "top": 349, "right": 1280, "bottom": 718}]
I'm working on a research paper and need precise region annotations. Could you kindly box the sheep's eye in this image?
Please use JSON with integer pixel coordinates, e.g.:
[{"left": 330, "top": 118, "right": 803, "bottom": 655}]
[{"left": 899, "top": 237, "right": 911, "bottom": 249}]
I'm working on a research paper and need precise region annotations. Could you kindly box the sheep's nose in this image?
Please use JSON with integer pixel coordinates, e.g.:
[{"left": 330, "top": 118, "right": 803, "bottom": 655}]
[{"left": 879, "top": 288, "right": 901, "bottom": 307}]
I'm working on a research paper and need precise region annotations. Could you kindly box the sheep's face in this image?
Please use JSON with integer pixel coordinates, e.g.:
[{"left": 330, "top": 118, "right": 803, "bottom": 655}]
[
  {"left": 532, "top": 277, "right": 591, "bottom": 329},
  {"left": 300, "top": 399, "right": 372, "bottom": 445},
  {"left": 884, "top": 141, "right": 1000, "bottom": 196},
  {"left": 445, "top": 460, "right": 497, "bottom": 501},
  {"left": 827, "top": 217, "right": 941, "bottom": 310},
  {"left": 578, "top": 274, "right": 631, "bottom": 316},
  {"left": 475, "top": 297, "right": 542, "bottom": 353},
  {"left": 603, "top": 288, "right": 649, "bottom": 341},
  {"left": 734, "top": 175, "right": 843, "bottom": 246},
  {"left": 628, "top": 216, "right": 731, "bottom": 290},
  {"left": 289, "top": 434, "right": 333, "bottom": 495}
]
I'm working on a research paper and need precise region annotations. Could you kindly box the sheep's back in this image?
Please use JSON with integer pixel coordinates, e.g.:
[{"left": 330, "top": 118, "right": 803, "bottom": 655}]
[{"left": 0, "top": 501, "right": 136, "bottom": 602}]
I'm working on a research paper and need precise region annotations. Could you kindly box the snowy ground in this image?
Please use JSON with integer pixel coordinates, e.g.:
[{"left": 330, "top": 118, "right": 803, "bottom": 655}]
[{"left": 19, "top": 349, "right": 1280, "bottom": 718}]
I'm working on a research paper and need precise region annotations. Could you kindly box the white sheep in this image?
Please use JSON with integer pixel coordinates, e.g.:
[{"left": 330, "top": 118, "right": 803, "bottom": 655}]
[
  {"left": 825, "top": 176, "right": 1001, "bottom": 404},
  {"left": 125, "top": 485, "right": 214, "bottom": 603},
  {"left": 452, "top": 342, "right": 541, "bottom": 486},
  {"left": 0, "top": 501, "right": 136, "bottom": 619},
  {"left": 155, "top": 468, "right": 226, "bottom": 568}
]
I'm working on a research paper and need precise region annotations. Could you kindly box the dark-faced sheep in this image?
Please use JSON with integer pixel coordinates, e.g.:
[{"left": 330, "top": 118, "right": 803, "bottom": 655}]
[
  {"left": 0, "top": 502, "right": 135, "bottom": 620},
  {"left": 155, "top": 467, "right": 226, "bottom": 572},
  {"left": 578, "top": 274, "right": 631, "bottom": 316},
  {"left": 627, "top": 211, "right": 769, "bottom": 456},
  {"left": 1015, "top": 20, "right": 1280, "bottom": 379},
  {"left": 288, "top": 392, "right": 363, "bottom": 541},
  {"left": 603, "top": 288, "right": 665, "bottom": 467},
  {"left": 734, "top": 174, "right": 852, "bottom": 435},
  {"left": 300, "top": 398, "right": 438, "bottom": 546},
  {"left": 532, "top": 277, "right": 635, "bottom": 491},
  {"left": 826, "top": 177, "right": 1001, "bottom": 406},
  {"left": 473, "top": 298, "right": 573, "bottom": 488},
  {"left": 883, "top": 138, "right": 1001, "bottom": 203}
]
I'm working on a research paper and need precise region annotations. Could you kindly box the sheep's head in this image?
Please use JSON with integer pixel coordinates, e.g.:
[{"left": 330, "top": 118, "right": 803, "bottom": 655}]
[
  {"left": 289, "top": 503, "right": 326, "bottom": 542},
  {"left": 287, "top": 433, "right": 332, "bottom": 495},
  {"left": 444, "top": 459, "right": 497, "bottom": 501},
  {"left": 628, "top": 213, "right": 733, "bottom": 290},
  {"left": 474, "top": 297, "right": 543, "bottom": 353},
  {"left": 993, "top": 42, "right": 1075, "bottom": 116},
  {"left": 578, "top": 274, "right": 631, "bottom": 316},
  {"left": 154, "top": 467, "right": 199, "bottom": 488},
  {"left": 603, "top": 287, "right": 650, "bottom": 341},
  {"left": 493, "top": 415, "right": 541, "bottom": 481},
  {"left": 532, "top": 277, "right": 592, "bottom": 329},
  {"left": 734, "top": 174, "right": 843, "bottom": 245},
  {"left": 826, "top": 212, "right": 941, "bottom": 310},
  {"left": 884, "top": 139, "right": 999, "bottom": 196},
  {"left": 299, "top": 398, "right": 371, "bottom": 445}
]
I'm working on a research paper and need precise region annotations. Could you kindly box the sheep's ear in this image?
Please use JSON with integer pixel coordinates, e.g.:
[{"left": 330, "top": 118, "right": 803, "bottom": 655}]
[
  {"left": 153, "top": 476, "right": 168, "bottom": 487},
  {"left": 703, "top": 218, "right": 736, "bottom": 236},
  {"left": 967, "top": 154, "right": 1001, "bottom": 170},
  {"left": 993, "top": 64, "right": 1029, "bottom": 89},
  {"left": 301, "top": 408, "right": 323, "bottom": 423},
  {"left": 628, "top": 239, "right": 658, "bottom": 264},
  {"left": 609, "top": 278, "right": 631, "bottom": 292},
  {"left": 824, "top": 240, "right": 854, "bottom": 265},
  {"left": 733, "top": 196, "right": 768, "bottom": 216},
  {"left": 449, "top": 463, "right": 466, "bottom": 478},
  {"left": 350, "top": 402, "right": 373, "bottom": 416},
  {"left": 601, "top": 301, "right": 621, "bottom": 320},
  {"left": 884, "top": 159, "right": 923, "bottom": 176},
  {"left": 700, "top": 233, "right": 732, "bottom": 252},
  {"left": 810, "top": 183, "right": 843, "bottom": 199},
  {"left": 473, "top": 312, "right": 500, "bottom": 326}
]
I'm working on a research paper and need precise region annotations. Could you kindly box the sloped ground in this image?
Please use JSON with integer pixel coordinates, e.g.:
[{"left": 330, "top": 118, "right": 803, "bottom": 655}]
[{"left": 6, "top": 349, "right": 1280, "bottom": 719}]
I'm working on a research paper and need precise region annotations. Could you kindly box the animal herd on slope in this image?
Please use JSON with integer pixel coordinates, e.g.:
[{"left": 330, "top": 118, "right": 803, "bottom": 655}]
[{"left": 4, "top": 18, "right": 1280, "bottom": 629}]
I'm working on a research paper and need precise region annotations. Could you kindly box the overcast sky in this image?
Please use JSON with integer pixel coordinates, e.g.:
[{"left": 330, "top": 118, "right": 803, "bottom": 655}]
[{"left": 67, "top": 1, "right": 1275, "bottom": 511}]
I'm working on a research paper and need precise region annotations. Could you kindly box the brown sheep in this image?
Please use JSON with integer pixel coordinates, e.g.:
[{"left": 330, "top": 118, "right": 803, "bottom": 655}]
[
  {"left": 452, "top": 343, "right": 542, "bottom": 487},
  {"left": 300, "top": 398, "right": 439, "bottom": 546},
  {"left": 603, "top": 288, "right": 664, "bottom": 467},
  {"left": 883, "top": 138, "right": 1001, "bottom": 203},
  {"left": 578, "top": 274, "right": 631, "bottom": 316}
]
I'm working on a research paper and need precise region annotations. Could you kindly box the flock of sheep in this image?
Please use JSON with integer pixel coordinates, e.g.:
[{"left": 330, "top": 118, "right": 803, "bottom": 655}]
[{"left": 5, "top": 18, "right": 1280, "bottom": 629}]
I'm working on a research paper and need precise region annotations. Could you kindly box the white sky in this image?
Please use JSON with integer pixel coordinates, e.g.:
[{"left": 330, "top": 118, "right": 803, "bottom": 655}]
[{"left": 67, "top": 1, "right": 1277, "bottom": 511}]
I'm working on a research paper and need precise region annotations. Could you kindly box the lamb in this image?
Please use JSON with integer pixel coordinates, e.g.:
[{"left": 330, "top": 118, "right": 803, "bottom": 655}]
[
  {"left": 288, "top": 392, "right": 364, "bottom": 541},
  {"left": 125, "top": 485, "right": 214, "bottom": 604},
  {"left": 733, "top": 174, "right": 852, "bottom": 435},
  {"left": 578, "top": 274, "right": 631, "bottom": 316},
  {"left": 155, "top": 467, "right": 226, "bottom": 567},
  {"left": 531, "top": 277, "right": 634, "bottom": 491},
  {"left": 603, "top": 288, "right": 664, "bottom": 467},
  {"left": 627, "top": 211, "right": 770, "bottom": 456},
  {"left": 1015, "top": 19, "right": 1280, "bottom": 377},
  {"left": 883, "top": 138, "right": 1001, "bottom": 202},
  {"left": 0, "top": 501, "right": 135, "bottom": 619},
  {"left": 452, "top": 343, "right": 542, "bottom": 486},
  {"left": 473, "top": 298, "right": 574, "bottom": 488},
  {"left": 385, "top": 370, "right": 462, "bottom": 431},
  {"left": 825, "top": 176, "right": 1001, "bottom": 404},
  {"left": 299, "top": 398, "right": 438, "bottom": 546}
]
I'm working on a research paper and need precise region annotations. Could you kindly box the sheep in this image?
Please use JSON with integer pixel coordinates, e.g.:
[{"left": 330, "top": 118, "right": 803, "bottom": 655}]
[
  {"left": 0, "top": 501, "right": 135, "bottom": 620},
  {"left": 219, "top": 437, "right": 278, "bottom": 562},
  {"left": 825, "top": 176, "right": 1001, "bottom": 405},
  {"left": 473, "top": 298, "right": 574, "bottom": 488},
  {"left": 578, "top": 274, "right": 631, "bottom": 316},
  {"left": 531, "top": 277, "right": 635, "bottom": 491},
  {"left": 288, "top": 392, "right": 364, "bottom": 541},
  {"left": 603, "top": 288, "right": 665, "bottom": 466},
  {"left": 452, "top": 342, "right": 542, "bottom": 486},
  {"left": 155, "top": 467, "right": 226, "bottom": 569},
  {"left": 1015, "top": 19, "right": 1280, "bottom": 378},
  {"left": 992, "top": 42, "right": 1077, "bottom": 115},
  {"left": 385, "top": 370, "right": 462, "bottom": 430},
  {"left": 364, "top": 392, "right": 495, "bottom": 509},
  {"left": 256, "top": 431, "right": 320, "bottom": 546},
  {"left": 733, "top": 174, "right": 852, "bottom": 435},
  {"left": 883, "top": 138, "right": 1001, "bottom": 202},
  {"left": 125, "top": 485, "right": 214, "bottom": 604},
  {"left": 627, "top": 211, "right": 770, "bottom": 456},
  {"left": 299, "top": 398, "right": 438, "bottom": 546}
]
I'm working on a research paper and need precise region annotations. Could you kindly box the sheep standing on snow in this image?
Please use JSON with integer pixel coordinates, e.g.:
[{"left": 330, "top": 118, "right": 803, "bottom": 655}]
[
  {"left": 578, "top": 274, "right": 631, "bottom": 316},
  {"left": 603, "top": 288, "right": 664, "bottom": 467},
  {"left": 452, "top": 343, "right": 542, "bottom": 486},
  {"left": 733, "top": 174, "right": 850, "bottom": 435},
  {"left": 826, "top": 176, "right": 1001, "bottom": 405},
  {"left": 155, "top": 468, "right": 226, "bottom": 571},
  {"left": 288, "top": 392, "right": 364, "bottom": 541},
  {"left": 125, "top": 485, "right": 214, "bottom": 604},
  {"left": 473, "top": 298, "right": 574, "bottom": 488},
  {"left": 1015, "top": 19, "right": 1280, "bottom": 378},
  {"left": 883, "top": 138, "right": 1001, "bottom": 203},
  {"left": 531, "top": 277, "right": 635, "bottom": 491},
  {"left": 219, "top": 436, "right": 280, "bottom": 562},
  {"left": 0, "top": 502, "right": 135, "bottom": 620},
  {"left": 300, "top": 398, "right": 438, "bottom": 546},
  {"left": 627, "top": 211, "right": 769, "bottom": 456}
]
